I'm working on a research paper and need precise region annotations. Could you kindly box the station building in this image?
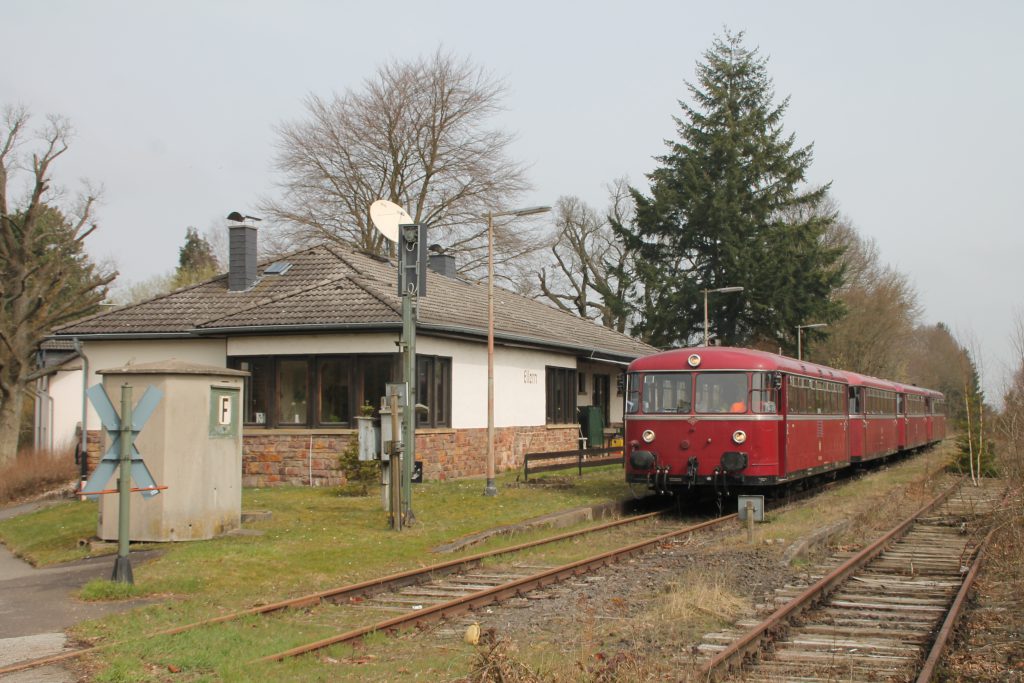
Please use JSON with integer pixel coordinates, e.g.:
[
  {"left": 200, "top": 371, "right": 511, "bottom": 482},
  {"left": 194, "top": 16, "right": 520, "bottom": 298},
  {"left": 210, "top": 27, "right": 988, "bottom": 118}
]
[{"left": 42, "top": 224, "right": 655, "bottom": 486}]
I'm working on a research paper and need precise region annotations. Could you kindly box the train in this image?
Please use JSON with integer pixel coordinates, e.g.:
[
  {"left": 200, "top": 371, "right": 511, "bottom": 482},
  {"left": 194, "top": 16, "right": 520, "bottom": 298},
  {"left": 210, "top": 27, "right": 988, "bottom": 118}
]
[{"left": 623, "top": 347, "right": 946, "bottom": 495}]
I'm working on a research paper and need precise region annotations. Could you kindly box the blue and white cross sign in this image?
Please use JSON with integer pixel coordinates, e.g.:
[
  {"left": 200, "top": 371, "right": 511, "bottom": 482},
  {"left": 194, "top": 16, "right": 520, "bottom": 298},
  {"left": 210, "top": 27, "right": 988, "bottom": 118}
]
[{"left": 81, "top": 384, "right": 163, "bottom": 499}]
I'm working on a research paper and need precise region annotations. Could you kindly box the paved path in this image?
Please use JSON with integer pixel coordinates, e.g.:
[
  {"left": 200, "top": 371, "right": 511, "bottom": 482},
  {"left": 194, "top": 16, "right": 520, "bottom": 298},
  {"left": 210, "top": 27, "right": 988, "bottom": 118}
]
[{"left": 0, "top": 498, "right": 157, "bottom": 681}]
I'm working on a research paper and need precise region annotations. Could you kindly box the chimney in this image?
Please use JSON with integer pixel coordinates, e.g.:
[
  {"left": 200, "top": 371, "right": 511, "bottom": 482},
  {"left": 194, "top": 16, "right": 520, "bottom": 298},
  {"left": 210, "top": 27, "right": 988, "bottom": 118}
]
[
  {"left": 427, "top": 245, "right": 457, "bottom": 278},
  {"left": 227, "top": 212, "right": 259, "bottom": 292}
]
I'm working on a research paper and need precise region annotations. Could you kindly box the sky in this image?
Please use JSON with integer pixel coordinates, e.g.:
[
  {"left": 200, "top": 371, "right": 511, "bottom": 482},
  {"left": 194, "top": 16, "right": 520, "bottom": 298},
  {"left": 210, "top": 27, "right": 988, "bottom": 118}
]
[{"left": 5, "top": 1, "right": 1022, "bottom": 399}]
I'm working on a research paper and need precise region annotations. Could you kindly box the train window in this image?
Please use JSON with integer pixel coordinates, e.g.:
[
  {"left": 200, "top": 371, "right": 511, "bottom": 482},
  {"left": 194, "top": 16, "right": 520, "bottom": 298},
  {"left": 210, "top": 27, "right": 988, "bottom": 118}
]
[
  {"left": 750, "top": 372, "right": 777, "bottom": 414},
  {"left": 695, "top": 373, "right": 747, "bottom": 413},
  {"left": 640, "top": 373, "right": 692, "bottom": 413},
  {"left": 849, "top": 387, "right": 862, "bottom": 415},
  {"left": 625, "top": 373, "right": 640, "bottom": 414}
]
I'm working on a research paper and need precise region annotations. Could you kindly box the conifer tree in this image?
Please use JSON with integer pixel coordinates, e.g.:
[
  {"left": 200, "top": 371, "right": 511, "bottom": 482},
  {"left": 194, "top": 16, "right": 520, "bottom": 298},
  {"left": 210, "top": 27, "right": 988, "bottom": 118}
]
[
  {"left": 616, "top": 31, "right": 843, "bottom": 350},
  {"left": 173, "top": 227, "right": 219, "bottom": 288}
]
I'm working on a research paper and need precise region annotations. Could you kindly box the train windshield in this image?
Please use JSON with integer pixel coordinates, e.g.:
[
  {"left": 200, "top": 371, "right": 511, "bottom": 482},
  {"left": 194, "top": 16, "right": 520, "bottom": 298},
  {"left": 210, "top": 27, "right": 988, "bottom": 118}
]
[
  {"left": 694, "top": 373, "right": 748, "bottom": 413},
  {"left": 629, "top": 372, "right": 692, "bottom": 414}
]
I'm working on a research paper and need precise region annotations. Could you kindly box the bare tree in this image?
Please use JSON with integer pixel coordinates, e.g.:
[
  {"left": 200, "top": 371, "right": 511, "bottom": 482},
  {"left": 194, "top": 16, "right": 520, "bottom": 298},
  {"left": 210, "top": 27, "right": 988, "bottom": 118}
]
[
  {"left": 814, "top": 214, "right": 921, "bottom": 376},
  {"left": 0, "top": 106, "right": 115, "bottom": 465},
  {"left": 536, "top": 179, "right": 636, "bottom": 332},
  {"left": 264, "top": 48, "right": 534, "bottom": 278}
]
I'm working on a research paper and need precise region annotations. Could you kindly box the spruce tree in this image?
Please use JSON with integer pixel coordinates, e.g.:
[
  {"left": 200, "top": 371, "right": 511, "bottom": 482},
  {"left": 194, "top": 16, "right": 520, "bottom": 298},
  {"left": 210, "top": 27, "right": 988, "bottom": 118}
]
[
  {"left": 173, "top": 227, "right": 220, "bottom": 288},
  {"left": 617, "top": 31, "right": 844, "bottom": 350}
]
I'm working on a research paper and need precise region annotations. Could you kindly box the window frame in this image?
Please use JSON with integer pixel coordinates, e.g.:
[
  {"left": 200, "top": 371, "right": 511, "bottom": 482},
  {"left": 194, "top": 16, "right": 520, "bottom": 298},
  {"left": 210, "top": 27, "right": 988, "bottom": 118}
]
[
  {"left": 229, "top": 353, "right": 406, "bottom": 428},
  {"left": 546, "top": 366, "right": 578, "bottom": 425}
]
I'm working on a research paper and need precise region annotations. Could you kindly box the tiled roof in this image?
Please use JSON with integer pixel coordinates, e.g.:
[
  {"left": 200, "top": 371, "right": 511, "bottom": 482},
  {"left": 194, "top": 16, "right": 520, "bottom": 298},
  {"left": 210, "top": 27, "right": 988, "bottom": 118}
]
[{"left": 54, "top": 243, "right": 656, "bottom": 361}]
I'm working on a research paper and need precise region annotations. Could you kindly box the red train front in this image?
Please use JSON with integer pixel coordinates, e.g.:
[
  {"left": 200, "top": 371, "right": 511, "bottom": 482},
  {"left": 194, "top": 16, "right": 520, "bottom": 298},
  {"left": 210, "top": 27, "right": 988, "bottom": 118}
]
[{"left": 625, "top": 347, "right": 852, "bottom": 494}]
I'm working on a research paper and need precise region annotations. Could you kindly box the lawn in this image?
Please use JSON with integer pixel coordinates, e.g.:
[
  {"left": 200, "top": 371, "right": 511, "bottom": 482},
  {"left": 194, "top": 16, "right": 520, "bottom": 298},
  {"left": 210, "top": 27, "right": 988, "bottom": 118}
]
[{"left": 0, "top": 465, "right": 631, "bottom": 681}]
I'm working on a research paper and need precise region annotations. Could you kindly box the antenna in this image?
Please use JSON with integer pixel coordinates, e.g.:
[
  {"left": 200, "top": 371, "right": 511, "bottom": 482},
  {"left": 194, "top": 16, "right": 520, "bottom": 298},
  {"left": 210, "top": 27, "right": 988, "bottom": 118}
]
[{"left": 369, "top": 200, "right": 411, "bottom": 243}]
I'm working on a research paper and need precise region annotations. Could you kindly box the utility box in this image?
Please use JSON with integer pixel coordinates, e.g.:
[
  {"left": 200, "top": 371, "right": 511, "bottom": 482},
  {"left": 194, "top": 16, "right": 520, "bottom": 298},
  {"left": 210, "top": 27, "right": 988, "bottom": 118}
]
[{"left": 95, "top": 360, "right": 248, "bottom": 542}]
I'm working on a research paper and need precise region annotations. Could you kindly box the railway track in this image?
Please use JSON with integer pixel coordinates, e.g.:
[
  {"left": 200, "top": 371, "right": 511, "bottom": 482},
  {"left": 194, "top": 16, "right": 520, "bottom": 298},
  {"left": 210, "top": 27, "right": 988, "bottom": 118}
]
[
  {"left": 699, "top": 477, "right": 1004, "bottom": 682},
  {"left": 0, "top": 506, "right": 718, "bottom": 675},
  {"left": 257, "top": 513, "right": 731, "bottom": 662}
]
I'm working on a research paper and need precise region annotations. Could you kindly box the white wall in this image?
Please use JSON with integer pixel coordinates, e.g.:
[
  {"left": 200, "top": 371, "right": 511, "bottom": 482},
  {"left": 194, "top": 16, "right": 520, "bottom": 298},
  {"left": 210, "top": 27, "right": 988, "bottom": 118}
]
[
  {"left": 428, "top": 336, "right": 575, "bottom": 430},
  {"left": 227, "top": 332, "right": 398, "bottom": 356},
  {"left": 49, "top": 368, "right": 86, "bottom": 450},
  {"left": 576, "top": 360, "right": 627, "bottom": 426},
  {"left": 80, "top": 339, "right": 227, "bottom": 428}
]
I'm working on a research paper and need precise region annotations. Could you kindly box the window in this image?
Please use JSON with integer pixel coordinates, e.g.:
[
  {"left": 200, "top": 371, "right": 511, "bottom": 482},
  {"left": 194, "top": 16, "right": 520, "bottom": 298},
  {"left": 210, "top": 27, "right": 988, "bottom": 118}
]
[
  {"left": 546, "top": 366, "right": 577, "bottom": 424},
  {"left": 640, "top": 372, "right": 692, "bottom": 414},
  {"left": 625, "top": 373, "right": 641, "bottom": 414},
  {"left": 237, "top": 357, "right": 272, "bottom": 424},
  {"left": 751, "top": 372, "right": 778, "bottom": 414},
  {"left": 318, "top": 357, "right": 351, "bottom": 424},
  {"left": 786, "top": 375, "right": 844, "bottom": 415},
  {"left": 416, "top": 355, "right": 451, "bottom": 428},
  {"left": 230, "top": 354, "right": 399, "bottom": 428},
  {"left": 277, "top": 358, "right": 309, "bottom": 425},
  {"left": 695, "top": 372, "right": 748, "bottom": 413}
]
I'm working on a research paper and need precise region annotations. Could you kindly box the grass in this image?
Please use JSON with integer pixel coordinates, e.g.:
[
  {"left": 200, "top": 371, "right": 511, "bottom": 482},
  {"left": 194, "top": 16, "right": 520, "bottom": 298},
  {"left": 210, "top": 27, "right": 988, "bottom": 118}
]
[
  {"left": 0, "top": 464, "right": 630, "bottom": 681},
  {"left": 0, "top": 447, "right": 964, "bottom": 681}
]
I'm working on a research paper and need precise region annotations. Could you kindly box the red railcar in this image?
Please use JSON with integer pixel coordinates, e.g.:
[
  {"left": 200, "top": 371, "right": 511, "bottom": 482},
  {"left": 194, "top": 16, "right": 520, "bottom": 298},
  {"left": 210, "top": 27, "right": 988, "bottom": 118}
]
[
  {"left": 624, "top": 347, "right": 944, "bottom": 495},
  {"left": 845, "top": 372, "right": 900, "bottom": 462}
]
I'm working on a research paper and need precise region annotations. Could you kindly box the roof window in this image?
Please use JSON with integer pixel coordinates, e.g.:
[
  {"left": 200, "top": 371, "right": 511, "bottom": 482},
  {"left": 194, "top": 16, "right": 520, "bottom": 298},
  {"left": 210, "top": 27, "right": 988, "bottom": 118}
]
[{"left": 264, "top": 261, "right": 292, "bottom": 276}]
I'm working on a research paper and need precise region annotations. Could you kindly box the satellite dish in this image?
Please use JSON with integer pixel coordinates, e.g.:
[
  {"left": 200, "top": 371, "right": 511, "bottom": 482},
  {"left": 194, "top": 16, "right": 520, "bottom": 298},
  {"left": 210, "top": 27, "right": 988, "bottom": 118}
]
[{"left": 369, "top": 200, "right": 412, "bottom": 243}]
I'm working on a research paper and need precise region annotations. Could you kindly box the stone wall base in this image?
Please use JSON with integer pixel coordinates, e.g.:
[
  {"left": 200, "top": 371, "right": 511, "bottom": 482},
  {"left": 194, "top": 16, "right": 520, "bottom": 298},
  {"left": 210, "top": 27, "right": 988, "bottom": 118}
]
[{"left": 87, "top": 425, "right": 578, "bottom": 488}]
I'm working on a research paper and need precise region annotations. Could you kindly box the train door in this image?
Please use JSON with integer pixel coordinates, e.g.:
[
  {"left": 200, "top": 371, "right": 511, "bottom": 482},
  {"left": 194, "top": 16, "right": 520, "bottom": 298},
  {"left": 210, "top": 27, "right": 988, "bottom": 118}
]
[
  {"left": 897, "top": 393, "right": 907, "bottom": 450},
  {"left": 848, "top": 386, "right": 866, "bottom": 460}
]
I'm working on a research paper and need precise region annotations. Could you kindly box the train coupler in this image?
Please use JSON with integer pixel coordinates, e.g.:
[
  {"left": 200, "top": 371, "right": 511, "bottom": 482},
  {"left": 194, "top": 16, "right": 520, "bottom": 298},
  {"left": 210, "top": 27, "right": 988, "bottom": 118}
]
[{"left": 686, "top": 457, "right": 699, "bottom": 489}]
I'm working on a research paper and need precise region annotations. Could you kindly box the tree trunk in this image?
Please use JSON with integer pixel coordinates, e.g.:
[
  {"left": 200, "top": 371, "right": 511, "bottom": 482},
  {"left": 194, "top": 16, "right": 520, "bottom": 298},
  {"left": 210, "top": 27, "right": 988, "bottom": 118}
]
[
  {"left": 964, "top": 393, "right": 976, "bottom": 485},
  {"left": 0, "top": 386, "right": 24, "bottom": 467}
]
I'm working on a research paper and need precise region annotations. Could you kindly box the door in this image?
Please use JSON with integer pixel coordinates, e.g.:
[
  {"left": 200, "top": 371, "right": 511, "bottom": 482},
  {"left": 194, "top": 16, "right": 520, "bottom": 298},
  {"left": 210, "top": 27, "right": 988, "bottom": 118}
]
[{"left": 593, "top": 374, "right": 610, "bottom": 427}]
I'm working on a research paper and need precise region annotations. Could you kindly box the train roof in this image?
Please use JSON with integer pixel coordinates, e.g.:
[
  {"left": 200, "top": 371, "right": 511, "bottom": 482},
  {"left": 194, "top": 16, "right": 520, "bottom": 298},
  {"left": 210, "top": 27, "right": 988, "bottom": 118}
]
[
  {"left": 628, "top": 346, "right": 849, "bottom": 382},
  {"left": 629, "top": 347, "right": 944, "bottom": 399}
]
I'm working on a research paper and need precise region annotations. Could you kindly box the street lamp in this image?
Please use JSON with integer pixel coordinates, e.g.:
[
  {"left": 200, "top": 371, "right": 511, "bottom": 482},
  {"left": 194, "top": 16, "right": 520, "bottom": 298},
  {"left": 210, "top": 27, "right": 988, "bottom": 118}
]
[
  {"left": 486, "top": 205, "right": 551, "bottom": 496},
  {"left": 702, "top": 286, "right": 744, "bottom": 346},
  {"left": 797, "top": 323, "right": 828, "bottom": 360}
]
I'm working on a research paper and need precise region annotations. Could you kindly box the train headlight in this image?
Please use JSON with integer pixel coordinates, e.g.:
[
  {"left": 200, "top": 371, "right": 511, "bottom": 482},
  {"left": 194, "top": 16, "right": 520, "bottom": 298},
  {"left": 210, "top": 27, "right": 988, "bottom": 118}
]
[
  {"left": 687, "top": 353, "right": 701, "bottom": 368},
  {"left": 732, "top": 429, "right": 747, "bottom": 445},
  {"left": 642, "top": 429, "right": 656, "bottom": 444}
]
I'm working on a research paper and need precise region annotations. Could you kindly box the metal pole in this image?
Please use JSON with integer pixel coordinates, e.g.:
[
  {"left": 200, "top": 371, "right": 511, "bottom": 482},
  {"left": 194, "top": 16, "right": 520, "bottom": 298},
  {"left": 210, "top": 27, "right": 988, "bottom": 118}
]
[
  {"left": 703, "top": 289, "right": 710, "bottom": 347},
  {"left": 402, "top": 288, "right": 416, "bottom": 523},
  {"left": 112, "top": 383, "right": 133, "bottom": 583},
  {"left": 485, "top": 211, "right": 497, "bottom": 496},
  {"left": 746, "top": 500, "right": 754, "bottom": 545},
  {"left": 797, "top": 328, "right": 803, "bottom": 361}
]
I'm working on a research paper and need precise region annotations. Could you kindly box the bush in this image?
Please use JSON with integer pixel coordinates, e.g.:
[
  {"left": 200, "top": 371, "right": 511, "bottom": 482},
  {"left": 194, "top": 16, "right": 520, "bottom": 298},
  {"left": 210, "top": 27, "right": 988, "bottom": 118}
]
[
  {"left": 338, "top": 404, "right": 380, "bottom": 496},
  {"left": 0, "top": 447, "right": 78, "bottom": 505}
]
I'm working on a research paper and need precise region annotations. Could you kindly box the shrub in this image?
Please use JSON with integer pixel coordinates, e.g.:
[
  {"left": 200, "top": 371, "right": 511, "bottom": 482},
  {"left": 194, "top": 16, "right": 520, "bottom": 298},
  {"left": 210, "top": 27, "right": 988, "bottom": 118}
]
[
  {"left": 0, "top": 446, "right": 78, "bottom": 505},
  {"left": 337, "top": 404, "right": 381, "bottom": 496}
]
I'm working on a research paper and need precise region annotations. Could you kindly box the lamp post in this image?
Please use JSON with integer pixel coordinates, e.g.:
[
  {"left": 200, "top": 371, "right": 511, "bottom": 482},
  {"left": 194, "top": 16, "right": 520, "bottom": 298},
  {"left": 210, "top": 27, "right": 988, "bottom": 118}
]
[
  {"left": 797, "top": 323, "right": 828, "bottom": 360},
  {"left": 486, "top": 205, "right": 551, "bottom": 496},
  {"left": 702, "top": 286, "right": 744, "bottom": 346}
]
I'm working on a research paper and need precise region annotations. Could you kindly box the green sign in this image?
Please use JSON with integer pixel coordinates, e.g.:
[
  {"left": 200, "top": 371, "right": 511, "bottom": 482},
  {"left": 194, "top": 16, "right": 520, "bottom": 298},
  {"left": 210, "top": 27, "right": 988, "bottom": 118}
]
[{"left": 209, "top": 386, "right": 240, "bottom": 439}]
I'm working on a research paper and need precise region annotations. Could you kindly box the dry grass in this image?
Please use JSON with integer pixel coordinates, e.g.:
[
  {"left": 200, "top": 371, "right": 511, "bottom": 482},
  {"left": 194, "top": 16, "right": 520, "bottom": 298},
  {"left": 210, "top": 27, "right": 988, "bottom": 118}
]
[{"left": 0, "top": 446, "right": 77, "bottom": 505}]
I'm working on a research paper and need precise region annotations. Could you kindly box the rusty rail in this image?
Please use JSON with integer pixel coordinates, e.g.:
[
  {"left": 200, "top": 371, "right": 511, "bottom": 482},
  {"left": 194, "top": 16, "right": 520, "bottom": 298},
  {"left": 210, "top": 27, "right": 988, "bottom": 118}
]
[
  {"left": 258, "top": 513, "right": 734, "bottom": 663},
  {"left": 0, "top": 507, "right": 669, "bottom": 676},
  {"left": 699, "top": 478, "right": 963, "bottom": 680},
  {"left": 915, "top": 520, "right": 999, "bottom": 681}
]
